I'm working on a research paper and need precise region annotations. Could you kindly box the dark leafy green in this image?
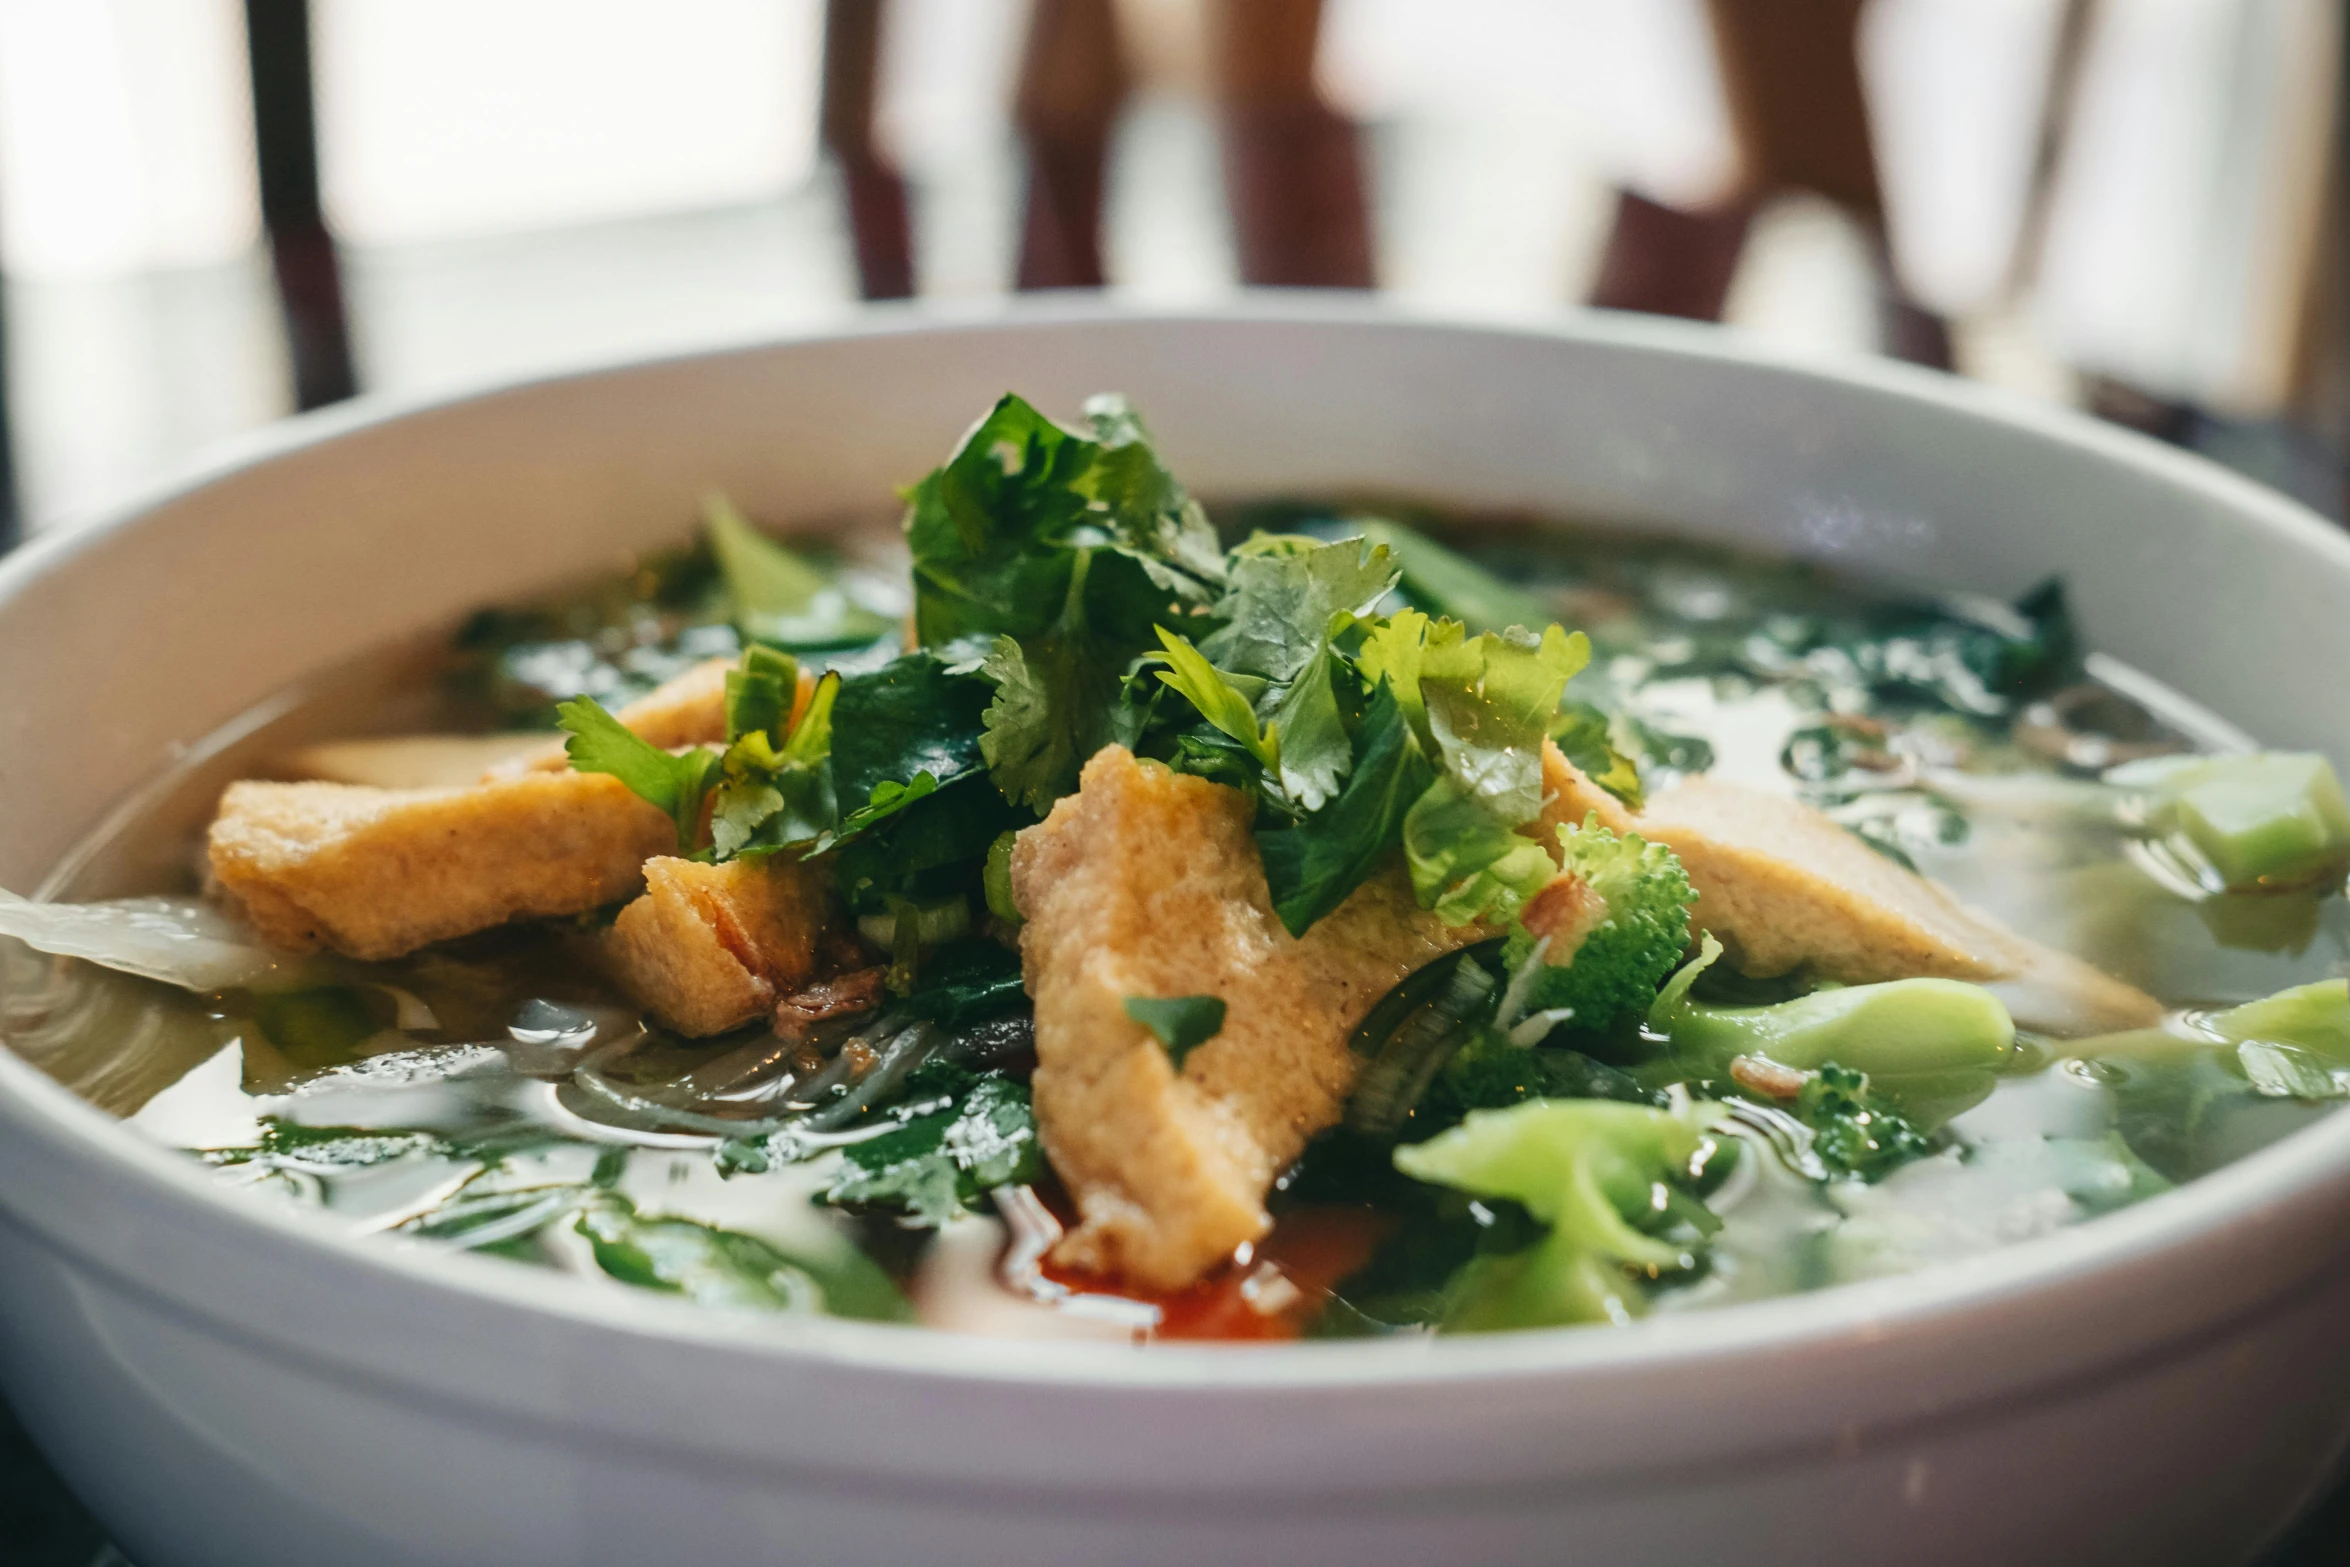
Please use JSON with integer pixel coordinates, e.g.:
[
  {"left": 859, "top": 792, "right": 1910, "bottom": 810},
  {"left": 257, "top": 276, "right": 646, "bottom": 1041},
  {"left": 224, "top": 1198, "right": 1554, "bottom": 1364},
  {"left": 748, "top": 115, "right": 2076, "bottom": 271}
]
[
  {"left": 579, "top": 1194, "right": 911, "bottom": 1319},
  {"left": 818, "top": 1064, "right": 1042, "bottom": 1226},
  {"left": 1124, "top": 995, "right": 1227, "bottom": 1066},
  {"left": 707, "top": 497, "right": 896, "bottom": 649}
]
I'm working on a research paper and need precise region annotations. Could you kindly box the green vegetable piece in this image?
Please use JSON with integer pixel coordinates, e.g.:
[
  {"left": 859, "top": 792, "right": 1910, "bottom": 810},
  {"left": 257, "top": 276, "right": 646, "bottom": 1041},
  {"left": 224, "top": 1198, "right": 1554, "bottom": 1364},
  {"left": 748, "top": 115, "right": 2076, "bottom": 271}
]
[
  {"left": 1549, "top": 702, "right": 1645, "bottom": 809},
  {"left": 2115, "top": 751, "right": 2350, "bottom": 892},
  {"left": 1266, "top": 636, "right": 1354, "bottom": 811},
  {"left": 578, "top": 1195, "right": 910, "bottom": 1320},
  {"left": 251, "top": 986, "right": 381, "bottom": 1069},
  {"left": 707, "top": 497, "right": 895, "bottom": 649},
  {"left": 1651, "top": 934, "right": 2014, "bottom": 1122},
  {"left": 1350, "top": 518, "right": 1554, "bottom": 634},
  {"left": 1794, "top": 1063, "right": 1934, "bottom": 1181},
  {"left": 2208, "top": 977, "right": 2350, "bottom": 1059},
  {"left": 1393, "top": 1098, "right": 1720, "bottom": 1329},
  {"left": 2197, "top": 978, "right": 2350, "bottom": 1095},
  {"left": 554, "top": 694, "right": 717, "bottom": 851},
  {"left": 820, "top": 1070, "right": 1043, "bottom": 1226},
  {"left": 711, "top": 662, "right": 839, "bottom": 858},
  {"left": 1198, "top": 534, "right": 1399, "bottom": 682},
  {"left": 902, "top": 392, "right": 1220, "bottom": 649},
  {"left": 830, "top": 652, "right": 990, "bottom": 804},
  {"left": 201, "top": 1116, "right": 448, "bottom": 1170},
  {"left": 1153, "top": 627, "right": 1278, "bottom": 769},
  {"left": 1417, "top": 1032, "right": 1661, "bottom": 1137},
  {"left": 1124, "top": 994, "right": 1228, "bottom": 1066},
  {"left": 1401, "top": 774, "right": 1559, "bottom": 927},
  {"left": 2234, "top": 1040, "right": 2345, "bottom": 1101},
  {"left": 898, "top": 939, "right": 1027, "bottom": 1026},
  {"left": 983, "top": 830, "right": 1022, "bottom": 923},
  {"left": 722, "top": 644, "right": 799, "bottom": 744},
  {"left": 1420, "top": 623, "right": 1589, "bottom": 823},
  {"left": 1258, "top": 679, "right": 1437, "bottom": 936},
  {"left": 1502, "top": 816, "right": 1694, "bottom": 1033}
]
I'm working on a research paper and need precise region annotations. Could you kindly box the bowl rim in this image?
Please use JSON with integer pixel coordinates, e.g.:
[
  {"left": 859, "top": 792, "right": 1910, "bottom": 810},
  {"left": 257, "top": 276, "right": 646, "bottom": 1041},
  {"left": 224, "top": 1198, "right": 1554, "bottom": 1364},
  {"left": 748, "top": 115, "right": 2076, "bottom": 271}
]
[{"left": 5, "top": 290, "right": 2350, "bottom": 1400}]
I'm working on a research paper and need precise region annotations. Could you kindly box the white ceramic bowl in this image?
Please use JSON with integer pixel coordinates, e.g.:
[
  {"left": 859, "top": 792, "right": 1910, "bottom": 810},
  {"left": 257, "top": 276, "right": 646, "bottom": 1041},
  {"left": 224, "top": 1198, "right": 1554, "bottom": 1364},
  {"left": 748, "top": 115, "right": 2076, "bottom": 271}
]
[{"left": 3, "top": 299, "right": 2349, "bottom": 1567}]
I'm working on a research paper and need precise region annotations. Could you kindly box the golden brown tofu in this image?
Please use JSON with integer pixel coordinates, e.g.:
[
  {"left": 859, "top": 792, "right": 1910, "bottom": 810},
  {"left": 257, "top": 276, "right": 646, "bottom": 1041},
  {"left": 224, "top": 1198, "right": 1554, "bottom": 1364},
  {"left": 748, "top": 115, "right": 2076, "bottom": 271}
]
[
  {"left": 208, "top": 772, "right": 673, "bottom": 960},
  {"left": 275, "top": 734, "right": 554, "bottom": 789},
  {"left": 603, "top": 855, "right": 832, "bottom": 1037},
  {"left": 1642, "top": 775, "right": 2008, "bottom": 982},
  {"left": 1012, "top": 746, "right": 1475, "bottom": 1291},
  {"left": 1640, "top": 776, "right": 2159, "bottom": 1031}
]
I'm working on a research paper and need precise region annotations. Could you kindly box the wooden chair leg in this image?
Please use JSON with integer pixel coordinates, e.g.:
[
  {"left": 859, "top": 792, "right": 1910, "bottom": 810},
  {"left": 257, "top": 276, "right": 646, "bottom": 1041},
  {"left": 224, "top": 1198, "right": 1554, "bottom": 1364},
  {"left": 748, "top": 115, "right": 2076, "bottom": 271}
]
[
  {"left": 1587, "top": 190, "right": 1753, "bottom": 322},
  {"left": 821, "top": 0, "right": 915, "bottom": 300},
  {"left": 244, "top": 0, "right": 357, "bottom": 409},
  {"left": 1207, "top": 0, "right": 1373, "bottom": 288},
  {"left": 1014, "top": 0, "right": 1127, "bottom": 290}
]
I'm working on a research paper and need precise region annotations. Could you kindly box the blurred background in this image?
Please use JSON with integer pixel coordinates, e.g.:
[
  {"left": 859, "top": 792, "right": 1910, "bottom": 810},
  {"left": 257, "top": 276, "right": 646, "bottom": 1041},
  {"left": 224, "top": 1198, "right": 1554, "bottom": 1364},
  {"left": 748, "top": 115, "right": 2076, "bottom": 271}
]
[{"left": 0, "top": 0, "right": 2342, "bottom": 550}]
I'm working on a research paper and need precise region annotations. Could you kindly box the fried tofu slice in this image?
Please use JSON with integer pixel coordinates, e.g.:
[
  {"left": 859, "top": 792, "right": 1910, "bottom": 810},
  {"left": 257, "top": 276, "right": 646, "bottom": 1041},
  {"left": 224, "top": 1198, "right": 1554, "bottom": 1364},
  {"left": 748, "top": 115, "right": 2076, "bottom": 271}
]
[
  {"left": 1012, "top": 746, "right": 1476, "bottom": 1291},
  {"left": 602, "top": 855, "right": 832, "bottom": 1037},
  {"left": 275, "top": 734, "right": 554, "bottom": 789},
  {"left": 1642, "top": 776, "right": 2008, "bottom": 982},
  {"left": 208, "top": 771, "right": 673, "bottom": 960},
  {"left": 1640, "top": 776, "right": 2159, "bottom": 1030}
]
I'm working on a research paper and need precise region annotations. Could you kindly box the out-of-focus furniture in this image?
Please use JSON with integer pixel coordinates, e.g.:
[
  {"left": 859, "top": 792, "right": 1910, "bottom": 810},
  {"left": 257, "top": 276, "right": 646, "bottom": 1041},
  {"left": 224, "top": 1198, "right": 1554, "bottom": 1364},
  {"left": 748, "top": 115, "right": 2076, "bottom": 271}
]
[
  {"left": 1589, "top": 0, "right": 1951, "bottom": 368},
  {"left": 243, "top": 0, "right": 357, "bottom": 410}
]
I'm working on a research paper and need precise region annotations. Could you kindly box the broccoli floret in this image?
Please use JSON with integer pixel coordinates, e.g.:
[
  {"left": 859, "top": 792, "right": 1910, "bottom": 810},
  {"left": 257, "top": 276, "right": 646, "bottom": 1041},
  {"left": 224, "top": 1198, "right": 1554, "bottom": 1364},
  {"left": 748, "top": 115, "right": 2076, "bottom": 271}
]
[
  {"left": 1650, "top": 934, "right": 2016, "bottom": 1126},
  {"left": 1392, "top": 1096, "right": 1726, "bottom": 1330},
  {"left": 1501, "top": 815, "right": 1695, "bottom": 1034},
  {"left": 1795, "top": 1062, "right": 1934, "bottom": 1181}
]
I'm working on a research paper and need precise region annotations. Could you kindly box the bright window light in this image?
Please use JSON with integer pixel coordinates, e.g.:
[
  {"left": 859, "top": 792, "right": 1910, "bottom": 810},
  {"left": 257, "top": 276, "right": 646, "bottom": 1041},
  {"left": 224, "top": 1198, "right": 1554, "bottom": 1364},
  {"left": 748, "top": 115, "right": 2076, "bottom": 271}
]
[{"left": 314, "top": 0, "right": 824, "bottom": 248}]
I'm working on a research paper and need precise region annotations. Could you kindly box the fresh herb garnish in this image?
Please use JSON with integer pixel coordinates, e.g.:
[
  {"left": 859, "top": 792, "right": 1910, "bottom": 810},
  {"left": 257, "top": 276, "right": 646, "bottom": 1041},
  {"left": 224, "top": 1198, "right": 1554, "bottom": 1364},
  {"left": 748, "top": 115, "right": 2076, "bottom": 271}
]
[
  {"left": 555, "top": 695, "right": 722, "bottom": 852},
  {"left": 707, "top": 496, "right": 896, "bottom": 649},
  {"left": 1124, "top": 994, "right": 1228, "bottom": 1066}
]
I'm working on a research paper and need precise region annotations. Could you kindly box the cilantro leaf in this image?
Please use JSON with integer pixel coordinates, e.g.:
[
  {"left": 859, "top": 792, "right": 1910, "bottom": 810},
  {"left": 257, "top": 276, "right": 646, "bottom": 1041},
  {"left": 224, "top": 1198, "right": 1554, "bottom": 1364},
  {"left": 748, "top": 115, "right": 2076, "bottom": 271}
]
[
  {"left": 706, "top": 497, "right": 895, "bottom": 649},
  {"left": 1258, "top": 679, "right": 1438, "bottom": 936},
  {"left": 1200, "top": 535, "right": 1400, "bottom": 681},
  {"left": 819, "top": 772, "right": 942, "bottom": 850},
  {"left": 980, "top": 615, "right": 1124, "bottom": 815},
  {"left": 1078, "top": 393, "right": 1228, "bottom": 596},
  {"left": 1154, "top": 627, "right": 1278, "bottom": 769},
  {"left": 1551, "top": 700, "right": 1645, "bottom": 809},
  {"left": 1402, "top": 774, "right": 1560, "bottom": 926},
  {"left": 1124, "top": 994, "right": 1228, "bottom": 1066},
  {"left": 1266, "top": 632, "right": 1354, "bottom": 811},
  {"left": 903, "top": 393, "right": 1221, "bottom": 649},
  {"left": 555, "top": 695, "right": 716, "bottom": 851},
  {"left": 1420, "top": 623, "right": 1589, "bottom": 823}
]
